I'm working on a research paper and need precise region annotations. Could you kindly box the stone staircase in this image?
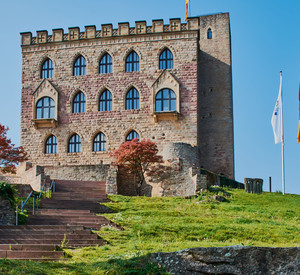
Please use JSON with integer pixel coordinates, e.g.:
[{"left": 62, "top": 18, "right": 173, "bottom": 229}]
[{"left": 0, "top": 179, "right": 114, "bottom": 261}]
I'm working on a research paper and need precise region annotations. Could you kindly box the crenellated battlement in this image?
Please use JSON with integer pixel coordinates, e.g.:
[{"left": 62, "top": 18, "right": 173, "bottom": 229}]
[{"left": 21, "top": 17, "right": 199, "bottom": 46}]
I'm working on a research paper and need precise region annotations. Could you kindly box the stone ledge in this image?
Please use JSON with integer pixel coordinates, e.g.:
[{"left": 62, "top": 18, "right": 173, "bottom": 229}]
[{"left": 32, "top": 119, "right": 58, "bottom": 129}]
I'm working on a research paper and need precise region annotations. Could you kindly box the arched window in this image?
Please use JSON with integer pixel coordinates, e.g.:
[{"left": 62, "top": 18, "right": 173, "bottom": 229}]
[
  {"left": 159, "top": 49, "right": 173, "bottom": 69},
  {"left": 207, "top": 28, "right": 212, "bottom": 39},
  {"left": 68, "top": 134, "right": 81, "bottom": 153},
  {"left": 41, "top": 58, "right": 53, "bottom": 79},
  {"left": 93, "top": 132, "right": 106, "bottom": 152},
  {"left": 73, "top": 91, "right": 86, "bottom": 113},
  {"left": 36, "top": 97, "right": 55, "bottom": 119},
  {"left": 45, "top": 135, "right": 57, "bottom": 154},
  {"left": 126, "top": 130, "right": 139, "bottom": 141},
  {"left": 125, "top": 51, "right": 139, "bottom": 72},
  {"left": 99, "top": 90, "right": 112, "bottom": 111},
  {"left": 126, "top": 88, "right": 139, "bottom": 110},
  {"left": 99, "top": 53, "right": 112, "bottom": 74},
  {"left": 73, "top": 55, "right": 86, "bottom": 76},
  {"left": 155, "top": 89, "right": 176, "bottom": 112}
]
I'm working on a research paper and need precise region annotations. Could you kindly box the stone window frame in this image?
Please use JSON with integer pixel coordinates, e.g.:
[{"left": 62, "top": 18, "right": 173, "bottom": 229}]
[
  {"left": 67, "top": 88, "right": 89, "bottom": 114},
  {"left": 38, "top": 55, "right": 56, "bottom": 79},
  {"left": 40, "top": 58, "right": 54, "bottom": 79},
  {"left": 67, "top": 133, "right": 82, "bottom": 153},
  {"left": 71, "top": 52, "right": 89, "bottom": 77},
  {"left": 35, "top": 96, "right": 55, "bottom": 119},
  {"left": 98, "top": 51, "right": 113, "bottom": 74},
  {"left": 123, "top": 47, "right": 142, "bottom": 72},
  {"left": 125, "top": 129, "right": 140, "bottom": 142},
  {"left": 157, "top": 45, "right": 176, "bottom": 71},
  {"left": 72, "top": 91, "right": 86, "bottom": 113},
  {"left": 155, "top": 88, "right": 177, "bottom": 112},
  {"left": 44, "top": 134, "right": 58, "bottom": 154},
  {"left": 123, "top": 84, "right": 143, "bottom": 111},
  {"left": 98, "top": 88, "right": 113, "bottom": 112},
  {"left": 92, "top": 131, "right": 107, "bottom": 152}
]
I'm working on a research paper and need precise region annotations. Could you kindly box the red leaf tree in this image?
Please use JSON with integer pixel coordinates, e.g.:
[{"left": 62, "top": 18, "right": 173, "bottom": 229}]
[
  {"left": 112, "top": 139, "right": 163, "bottom": 195},
  {"left": 0, "top": 124, "right": 27, "bottom": 174}
]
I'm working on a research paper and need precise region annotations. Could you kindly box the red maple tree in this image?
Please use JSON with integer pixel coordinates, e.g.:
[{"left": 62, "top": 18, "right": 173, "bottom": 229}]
[
  {"left": 112, "top": 139, "right": 163, "bottom": 195},
  {"left": 0, "top": 124, "right": 27, "bottom": 174}
]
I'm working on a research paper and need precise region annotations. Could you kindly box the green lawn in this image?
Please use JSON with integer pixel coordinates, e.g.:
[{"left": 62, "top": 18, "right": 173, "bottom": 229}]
[{"left": 0, "top": 188, "right": 299, "bottom": 274}]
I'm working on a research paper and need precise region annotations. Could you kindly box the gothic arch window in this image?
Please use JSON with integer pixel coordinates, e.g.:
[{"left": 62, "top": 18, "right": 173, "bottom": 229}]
[
  {"left": 93, "top": 132, "right": 106, "bottom": 152},
  {"left": 68, "top": 134, "right": 81, "bottom": 153},
  {"left": 159, "top": 49, "right": 173, "bottom": 70},
  {"left": 73, "top": 55, "right": 86, "bottom": 76},
  {"left": 73, "top": 91, "right": 86, "bottom": 113},
  {"left": 126, "top": 88, "right": 139, "bottom": 110},
  {"left": 155, "top": 89, "right": 176, "bottom": 112},
  {"left": 45, "top": 135, "right": 57, "bottom": 154},
  {"left": 207, "top": 28, "right": 212, "bottom": 39},
  {"left": 36, "top": 97, "right": 55, "bottom": 119},
  {"left": 125, "top": 51, "right": 139, "bottom": 72},
  {"left": 99, "top": 90, "right": 112, "bottom": 111},
  {"left": 99, "top": 53, "right": 112, "bottom": 74},
  {"left": 126, "top": 130, "right": 139, "bottom": 141},
  {"left": 41, "top": 58, "right": 53, "bottom": 79}
]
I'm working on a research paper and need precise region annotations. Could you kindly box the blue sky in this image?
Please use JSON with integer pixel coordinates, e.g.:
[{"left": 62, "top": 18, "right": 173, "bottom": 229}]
[{"left": 0, "top": 0, "right": 299, "bottom": 194}]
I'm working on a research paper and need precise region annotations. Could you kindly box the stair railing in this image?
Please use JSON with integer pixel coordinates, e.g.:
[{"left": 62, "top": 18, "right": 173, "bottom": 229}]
[{"left": 16, "top": 180, "right": 56, "bottom": 225}]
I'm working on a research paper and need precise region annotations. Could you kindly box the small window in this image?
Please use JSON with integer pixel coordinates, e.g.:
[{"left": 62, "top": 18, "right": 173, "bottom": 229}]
[
  {"left": 207, "top": 28, "right": 212, "bottom": 39},
  {"left": 73, "top": 55, "right": 86, "bottom": 76},
  {"left": 36, "top": 97, "right": 55, "bottom": 119},
  {"left": 41, "top": 58, "right": 53, "bottom": 79},
  {"left": 93, "top": 132, "right": 106, "bottom": 152},
  {"left": 68, "top": 134, "right": 81, "bottom": 153},
  {"left": 155, "top": 89, "right": 176, "bottom": 112},
  {"left": 126, "top": 130, "right": 139, "bottom": 141},
  {"left": 99, "top": 53, "right": 112, "bottom": 74},
  {"left": 45, "top": 135, "right": 57, "bottom": 154},
  {"left": 125, "top": 51, "right": 139, "bottom": 72},
  {"left": 99, "top": 90, "right": 112, "bottom": 111},
  {"left": 126, "top": 88, "right": 139, "bottom": 110},
  {"left": 159, "top": 49, "right": 173, "bottom": 69},
  {"left": 73, "top": 91, "right": 86, "bottom": 113}
]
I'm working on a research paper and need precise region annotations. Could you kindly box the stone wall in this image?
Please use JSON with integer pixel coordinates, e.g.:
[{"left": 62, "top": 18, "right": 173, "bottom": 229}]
[{"left": 0, "top": 200, "right": 15, "bottom": 226}]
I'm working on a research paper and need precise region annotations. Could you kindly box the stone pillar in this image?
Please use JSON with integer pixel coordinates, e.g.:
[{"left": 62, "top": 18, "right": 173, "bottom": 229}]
[
  {"left": 106, "top": 165, "right": 118, "bottom": 195},
  {"left": 244, "top": 178, "right": 263, "bottom": 194}
]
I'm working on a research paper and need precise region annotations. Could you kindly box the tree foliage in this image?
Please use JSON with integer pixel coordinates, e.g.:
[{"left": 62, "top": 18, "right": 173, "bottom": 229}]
[
  {"left": 112, "top": 139, "right": 163, "bottom": 195},
  {"left": 0, "top": 124, "right": 27, "bottom": 174}
]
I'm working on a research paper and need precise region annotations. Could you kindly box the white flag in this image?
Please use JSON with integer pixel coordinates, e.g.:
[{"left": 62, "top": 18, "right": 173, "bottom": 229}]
[{"left": 271, "top": 73, "right": 283, "bottom": 144}]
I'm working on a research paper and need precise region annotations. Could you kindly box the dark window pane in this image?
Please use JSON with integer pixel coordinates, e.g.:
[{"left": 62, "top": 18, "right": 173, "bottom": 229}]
[
  {"left": 73, "top": 56, "right": 86, "bottom": 76},
  {"left": 126, "top": 88, "right": 139, "bottom": 110},
  {"left": 93, "top": 132, "right": 106, "bottom": 151},
  {"left": 125, "top": 51, "right": 139, "bottom": 72},
  {"left": 126, "top": 131, "right": 139, "bottom": 141},
  {"left": 207, "top": 28, "right": 212, "bottom": 39},
  {"left": 36, "top": 97, "right": 55, "bottom": 119},
  {"left": 99, "top": 90, "right": 112, "bottom": 111},
  {"left": 45, "top": 135, "right": 57, "bottom": 154},
  {"left": 100, "top": 53, "right": 112, "bottom": 74},
  {"left": 68, "top": 134, "right": 81, "bottom": 153},
  {"left": 155, "top": 89, "right": 176, "bottom": 112},
  {"left": 73, "top": 92, "right": 86, "bottom": 113},
  {"left": 41, "top": 58, "right": 53, "bottom": 79},
  {"left": 159, "top": 49, "right": 173, "bottom": 70}
]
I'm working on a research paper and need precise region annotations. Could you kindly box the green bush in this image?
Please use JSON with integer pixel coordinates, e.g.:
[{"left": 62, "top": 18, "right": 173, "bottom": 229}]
[{"left": 0, "top": 182, "right": 17, "bottom": 206}]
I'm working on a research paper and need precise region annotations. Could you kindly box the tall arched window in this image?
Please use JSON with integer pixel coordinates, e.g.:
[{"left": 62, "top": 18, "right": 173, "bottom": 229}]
[
  {"left": 99, "top": 53, "right": 112, "bottom": 74},
  {"left": 68, "top": 134, "right": 81, "bottom": 153},
  {"left": 45, "top": 135, "right": 57, "bottom": 154},
  {"left": 36, "top": 97, "right": 55, "bottom": 119},
  {"left": 125, "top": 51, "right": 139, "bottom": 72},
  {"left": 73, "top": 55, "right": 86, "bottom": 76},
  {"left": 159, "top": 49, "right": 173, "bottom": 69},
  {"left": 41, "top": 58, "right": 53, "bottom": 79},
  {"left": 93, "top": 132, "right": 106, "bottom": 152},
  {"left": 126, "top": 130, "right": 139, "bottom": 141},
  {"left": 99, "top": 90, "right": 112, "bottom": 111},
  {"left": 126, "top": 88, "right": 139, "bottom": 110},
  {"left": 73, "top": 91, "right": 86, "bottom": 113},
  {"left": 207, "top": 28, "right": 212, "bottom": 39},
  {"left": 155, "top": 89, "right": 176, "bottom": 112}
]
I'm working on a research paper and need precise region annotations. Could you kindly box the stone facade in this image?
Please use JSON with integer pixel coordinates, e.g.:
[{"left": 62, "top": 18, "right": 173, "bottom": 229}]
[{"left": 20, "top": 13, "right": 234, "bottom": 196}]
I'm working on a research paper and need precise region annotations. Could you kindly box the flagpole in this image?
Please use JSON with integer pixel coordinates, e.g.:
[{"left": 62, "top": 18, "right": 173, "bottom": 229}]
[
  {"left": 280, "top": 71, "right": 285, "bottom": 195},
  {"left": 189, "top": 0, "right": 191, "bottom": 17}
]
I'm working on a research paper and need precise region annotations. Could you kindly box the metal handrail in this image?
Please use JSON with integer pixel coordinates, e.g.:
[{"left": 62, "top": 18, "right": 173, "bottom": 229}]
[
  {"left": 36, "top": 183, "right": 46, "bottom": 209},
  {"left": 16, "top": 191, "right": 35, "bottom": 225}
]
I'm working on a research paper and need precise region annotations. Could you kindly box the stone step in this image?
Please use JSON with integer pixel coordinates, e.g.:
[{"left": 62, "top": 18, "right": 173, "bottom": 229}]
[
  {"left": 0, "top": 234, "right": 98, "bottom": 240},
  {"left": 28, "top": 215, "right": 108, "bottom": 221},
  {"left": 0, "top": 239, "right": 106, "bottom": 246},
  {"left": 54, "top": 180, "right": 106, "bottom": 187},
  {"left": 0, "top": 229, "right": 92, "bottom": 235},
  {"left": 0, "top": 250, "right": 65, "bottom": 259},
  {"left": 0, "top": 225, "right": 85, "bottom": 230},
  {"left": 0, "top": 244, "right": 57, "bottom": 251},
  {"left": 36, "top": 209, "right": 91, "bottom": 214},
  {"left": 55, "top": 187, "right": 106, "bottom": 192}
]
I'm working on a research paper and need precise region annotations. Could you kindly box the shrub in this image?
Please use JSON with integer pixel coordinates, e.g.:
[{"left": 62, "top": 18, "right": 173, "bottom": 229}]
[{"left": 0, "top": 182, "right": 17, "bottom": 206}]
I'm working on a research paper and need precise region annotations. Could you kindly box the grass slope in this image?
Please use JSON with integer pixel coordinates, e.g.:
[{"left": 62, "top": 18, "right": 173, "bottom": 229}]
[{"left": 0, "top": 188, "right": 299, "bottom": 274}]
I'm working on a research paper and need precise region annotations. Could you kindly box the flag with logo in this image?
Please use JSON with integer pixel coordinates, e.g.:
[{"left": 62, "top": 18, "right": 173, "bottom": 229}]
[
  {"left": 271, "top": 73, "right": 283, "bottom": 144},
  {"left": 185, "top": 0, "right": 189, "bottom": 21}
]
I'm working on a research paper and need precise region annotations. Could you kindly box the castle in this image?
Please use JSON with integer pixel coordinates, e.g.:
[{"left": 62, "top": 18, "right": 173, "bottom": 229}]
[{"left": 18, "top": 13, "right": 234, "bottom": 196}]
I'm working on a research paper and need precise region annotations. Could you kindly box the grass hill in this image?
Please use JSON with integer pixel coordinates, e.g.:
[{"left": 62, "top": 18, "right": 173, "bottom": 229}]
[{"left": 0, "top": 187, "right": 299, "bottom": 274}]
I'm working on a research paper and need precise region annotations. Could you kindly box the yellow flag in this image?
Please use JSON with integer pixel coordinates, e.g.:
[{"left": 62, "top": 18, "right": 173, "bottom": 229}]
[{"left": 185, "top": 0, "right": 189, "bottom": 22}]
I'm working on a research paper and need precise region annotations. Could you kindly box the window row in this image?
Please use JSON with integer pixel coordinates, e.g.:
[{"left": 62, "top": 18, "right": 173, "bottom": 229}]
[
  {"left": 41, "top": 48, "right": 173, "bottom": 78},
  {"left": 45, "top": 130, "right": 140, "bottom": 154},
  {"left": 35, "top": 88, "right": 176, "bottom": 119}
]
